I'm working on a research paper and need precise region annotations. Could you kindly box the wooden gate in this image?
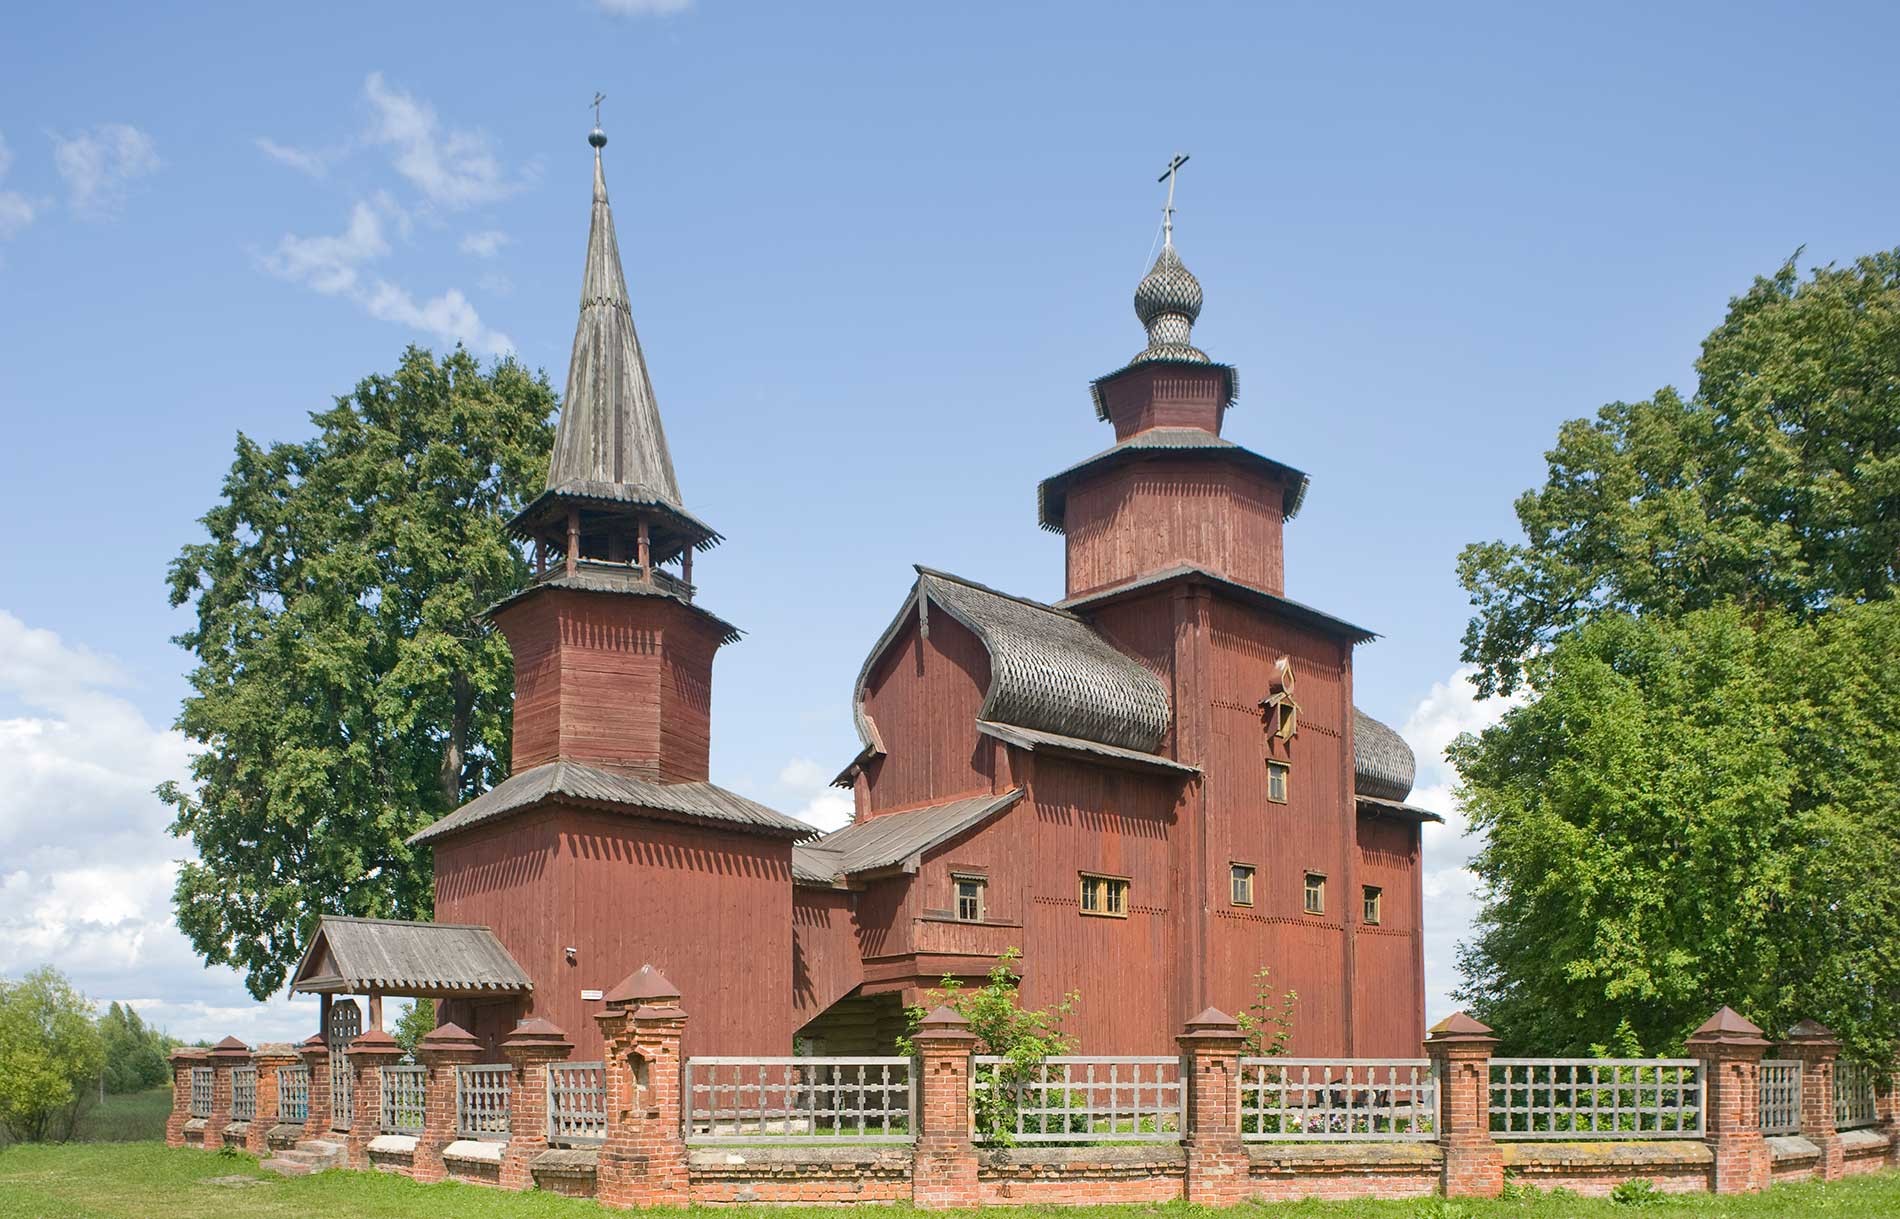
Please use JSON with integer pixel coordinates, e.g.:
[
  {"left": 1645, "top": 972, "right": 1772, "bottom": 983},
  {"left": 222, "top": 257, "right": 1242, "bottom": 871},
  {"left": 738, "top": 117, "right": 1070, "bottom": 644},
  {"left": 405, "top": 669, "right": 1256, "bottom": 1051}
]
[{"left": 328, "top": 1000, "right": 360, "bottom": 1131}]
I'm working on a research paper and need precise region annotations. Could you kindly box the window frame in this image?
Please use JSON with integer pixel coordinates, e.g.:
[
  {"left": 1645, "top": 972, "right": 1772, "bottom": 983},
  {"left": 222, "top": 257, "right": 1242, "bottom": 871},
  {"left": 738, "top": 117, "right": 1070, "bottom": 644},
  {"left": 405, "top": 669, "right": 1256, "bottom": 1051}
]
[
  {"left": 1267, "top": 759, "right": 1291, "bottom": 805},
  {"left": 1079, "top": 872, "right": 1131, "bottom": 919},
  {"left": 952, "top": 873, "right": 987, "bottom": 923},
  {"left": 1363, "top": 884, "right": 1383, "bottom": 926},
  {"left": 1303, "top": 871, "right": 1327, "bottom": 915},
  {"left": 1229, "top": 863, "right": 1256, "bottom": 907}
]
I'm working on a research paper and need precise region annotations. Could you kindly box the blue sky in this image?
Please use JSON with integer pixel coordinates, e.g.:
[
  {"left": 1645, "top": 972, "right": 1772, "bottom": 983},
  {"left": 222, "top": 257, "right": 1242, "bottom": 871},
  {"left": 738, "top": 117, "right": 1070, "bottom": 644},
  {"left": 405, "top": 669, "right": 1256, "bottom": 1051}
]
[{"left": 2, "top": 0, "right": 1895, "bottom": 1044}]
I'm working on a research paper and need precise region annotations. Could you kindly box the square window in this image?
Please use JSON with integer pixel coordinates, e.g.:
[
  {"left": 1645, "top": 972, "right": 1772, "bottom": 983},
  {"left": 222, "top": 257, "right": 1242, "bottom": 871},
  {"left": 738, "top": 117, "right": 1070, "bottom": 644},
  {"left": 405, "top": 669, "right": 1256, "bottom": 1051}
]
[
  {"left": 1267, "top": 760, "right": 1290, "bottom": 804},
  {"left": 1230, "top": 864, "right": 1255, "bottom": 907},
  {"left": 1080, "top": 873, "right": 1129, "bottom": 918},
  {"left": 1304, "top": 872, "right": 1326, "bottom": 915},
  {"left": 1363, "top": 885, "right": 1383, "bottom": 925},
  {"left": 954, "top": 876, "right": 985, "bottom": 922}
]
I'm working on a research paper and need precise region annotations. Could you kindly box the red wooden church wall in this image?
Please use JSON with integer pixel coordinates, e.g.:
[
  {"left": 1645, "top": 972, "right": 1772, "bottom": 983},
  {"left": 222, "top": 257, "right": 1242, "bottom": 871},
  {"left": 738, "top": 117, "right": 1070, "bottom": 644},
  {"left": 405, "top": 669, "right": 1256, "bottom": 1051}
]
[{"left": 857, "top": 612, "right": 992, "bottom": 817}]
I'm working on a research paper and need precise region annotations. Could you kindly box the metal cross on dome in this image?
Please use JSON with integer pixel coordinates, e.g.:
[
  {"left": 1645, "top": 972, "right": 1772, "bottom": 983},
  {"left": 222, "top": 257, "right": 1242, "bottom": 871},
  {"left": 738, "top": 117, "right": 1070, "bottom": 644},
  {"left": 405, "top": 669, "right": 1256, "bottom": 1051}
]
[{"left": 1157, "top": 153, "right": 1189, "bottom": 245}]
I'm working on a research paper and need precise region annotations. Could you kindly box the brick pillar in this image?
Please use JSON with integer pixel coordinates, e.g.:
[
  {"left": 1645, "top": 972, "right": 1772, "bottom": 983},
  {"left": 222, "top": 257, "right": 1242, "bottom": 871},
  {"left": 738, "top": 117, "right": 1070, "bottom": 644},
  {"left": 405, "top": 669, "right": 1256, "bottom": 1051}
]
[
  {"left": 298, "top": 1034, "right": 332, "bottom": 1138},
  {"left": 500, "top": 1017, "right": 574, "bottom": 1190},
  {"left": 1425, "top": 1012, "right": 1502, "bottom": 1199},
  {"left": 205, "top": 1035, "right": 249, "bottom": 1148},
  {"left": 248, "top": 1044, "right": 299, "bottom": 1156},
  {"left": 1779, "top": 1019, "right": 1842, "bottom": 1181},
  {"left": 1687, "top": 1005, "right": 1770, "bottom": 1194},
  {"left": 344, "top": 1027, "right": 404, "bottom": 1169},
  {"left": 414, "top": 1022, "right": 483, "bottom": 1183},
  {"left": 1178, "top": 1007, "right": 1249, "bottom": 1205},
  {"left": 911, "top": 1005, "right": 980, "bottom": 1210},
  {"left": 1878, "top": 1056, "right": 1900, "bottom": 1168},
  {"left": 166, "top": 1048, "right": 207, "bottom": 1148},
  {"left": 595, "top": 964, "right": 690, "bottom": 1209}
]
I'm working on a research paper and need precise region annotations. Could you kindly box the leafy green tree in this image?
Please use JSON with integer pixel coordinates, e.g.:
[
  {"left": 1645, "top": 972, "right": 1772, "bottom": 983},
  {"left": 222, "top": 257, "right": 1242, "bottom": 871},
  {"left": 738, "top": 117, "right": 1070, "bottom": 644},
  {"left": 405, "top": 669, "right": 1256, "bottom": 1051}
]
[
  {"left": 0, "top": 968, "right": 107, "bottom": 1143},
  {"left": 162, "top": 346, "right": 555, "bottom": 998},
  {"left": 392, "top": 998, "right": 436, "bottom": 1057},
  {"left": 1458, "top": 252, "right": 1900, "bottom": 697},
  {"left": 1453, "top": 602, "right": 1900, "bottom": 1061},
  {"left": 899, "top": 950, "right": 1077, "bottom": 1143},
  {"left": 98, "top": 1002, "right": 173, "bottom": 1094}
]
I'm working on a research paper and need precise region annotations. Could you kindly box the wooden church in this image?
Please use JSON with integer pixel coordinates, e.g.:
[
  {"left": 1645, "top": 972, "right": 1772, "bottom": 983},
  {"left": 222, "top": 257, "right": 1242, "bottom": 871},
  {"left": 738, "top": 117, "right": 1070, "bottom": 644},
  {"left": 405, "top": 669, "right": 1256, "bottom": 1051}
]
[{"left": 290, "top": 128, "right": 1440, "bottom": 1063}]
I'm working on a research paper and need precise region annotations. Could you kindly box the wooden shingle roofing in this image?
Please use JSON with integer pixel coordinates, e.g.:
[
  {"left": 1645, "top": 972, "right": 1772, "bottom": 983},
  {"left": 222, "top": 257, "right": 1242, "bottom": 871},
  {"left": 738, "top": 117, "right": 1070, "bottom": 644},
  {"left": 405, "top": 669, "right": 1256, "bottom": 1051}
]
[
  {"left": 407, "top": 759, "right": 811, "bottom": 847},
  {"left": 289, "top": 916, "right": 532, "bottom": 996},
  {"left": 1352, "top": 709, "right": 1417, "bottom": 802},
  {"left": 791, "top": 790, "right": 1024, "bottom": 886}
]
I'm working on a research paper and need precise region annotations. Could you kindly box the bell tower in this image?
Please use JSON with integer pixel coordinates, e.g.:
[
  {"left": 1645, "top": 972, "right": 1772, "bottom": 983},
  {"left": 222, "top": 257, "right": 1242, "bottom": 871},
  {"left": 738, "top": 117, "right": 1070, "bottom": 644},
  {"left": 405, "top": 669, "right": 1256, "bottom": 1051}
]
[
  {"left": 1037, "top": 168, "right": 1306, "bottom": 599},
  {"left": 493, "top": 119, "right": 739, "bottom": 783}
]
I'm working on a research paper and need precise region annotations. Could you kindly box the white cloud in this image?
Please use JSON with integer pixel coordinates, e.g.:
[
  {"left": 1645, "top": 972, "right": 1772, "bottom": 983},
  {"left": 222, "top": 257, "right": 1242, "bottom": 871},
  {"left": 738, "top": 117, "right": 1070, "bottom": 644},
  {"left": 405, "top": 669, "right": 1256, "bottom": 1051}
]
[
  {"left": 597, "top": 0, "right": 695, "bottom": 13},
  {"left": 261, "top": 200, "right": 513, "bottom": 357},
  {"left": 50, "top": 123, "right": 160, "bottom": 216},
  {"left": 363, "top": 72, "right": 523, "bottom": 210},
  {"left": 776, "top": 758, "right": 854, "bottom": 832},
  {"left": 0, "top": 131, "right": 41, "bottom": 241},
  {"left": 254, "top": 137, "right": 339, "bottom": 179},
  {"left": 1396, "top": 666, "right": 1525, "bottom": 1024},
  {"left": 0, "top": 611, "right": 316, "bottom": 1046},
  {"left": 459, "top": 229, "right": 510, "bottom": 258}
]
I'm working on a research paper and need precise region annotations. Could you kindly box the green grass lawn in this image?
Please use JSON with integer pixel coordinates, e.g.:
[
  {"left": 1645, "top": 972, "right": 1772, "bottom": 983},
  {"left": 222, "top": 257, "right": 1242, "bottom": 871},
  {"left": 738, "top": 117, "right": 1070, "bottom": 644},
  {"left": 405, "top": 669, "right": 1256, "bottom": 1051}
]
[{"left": 0, "top": 1144, "right": 1896, "bottom": 1218}]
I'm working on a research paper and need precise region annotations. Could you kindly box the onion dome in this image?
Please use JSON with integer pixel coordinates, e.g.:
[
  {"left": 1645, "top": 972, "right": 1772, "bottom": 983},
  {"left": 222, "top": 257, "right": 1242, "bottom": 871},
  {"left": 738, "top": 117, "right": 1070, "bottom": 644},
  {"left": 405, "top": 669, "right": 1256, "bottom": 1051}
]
[{"left": 1131, "top": 241, "right": 1209, "bottom": 365}]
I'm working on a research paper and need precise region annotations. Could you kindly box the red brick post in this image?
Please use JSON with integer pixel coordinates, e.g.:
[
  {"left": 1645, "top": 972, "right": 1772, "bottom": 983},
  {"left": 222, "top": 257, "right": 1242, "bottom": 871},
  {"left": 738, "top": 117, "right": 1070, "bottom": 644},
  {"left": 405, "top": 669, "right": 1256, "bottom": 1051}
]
[
  {"left": 500, "top": 1017, "right": 574, "bottom": 1190},
  {"left": 1687, "top": 1006, "right": 1770, "bottom": 1194},
  {"left": 298, "top": 1033, "right": 332, "bottom": 1138},
  {"left": 166, "top": 1047, "right": 207, "bottom": 1148},
  {"left": 1779, "top": 1019, "right": 1842, "bottom": 1181},
  {"left": 344, "top": 1027, "right": 405, "bottom": 1169},
  {"left": 248, "top": 1043, "right": 299, "bottom": 1156},
  {"left": 1425, "top": 1012, "right": 1502, "bottom": 1199},
  {"left": 595, "top": 964, "right": 690, "bottom": 1209},
  {"left": 205, "top": 1035, "right": 250, "bottom": 1148},
  {"left": 911, "top": 1005, "right": 980, "bottom": 1209},
  {"left": 1878, "top": 1055, "right": 1900, "bottom": 1168},
  {"left": 1178, "top": 1007, "right": 1249, "bottom": 1205},
  {"left": 414, "top": 1022, "right": 484, "bottom": 1183}
]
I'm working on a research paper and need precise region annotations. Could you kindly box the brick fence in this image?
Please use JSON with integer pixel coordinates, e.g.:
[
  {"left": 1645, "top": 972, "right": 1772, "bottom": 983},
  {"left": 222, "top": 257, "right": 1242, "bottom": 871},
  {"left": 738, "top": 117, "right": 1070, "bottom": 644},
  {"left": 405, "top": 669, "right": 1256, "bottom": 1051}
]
[{"left": 167, "top": 968, "right": 1900, "bottom": 1208}]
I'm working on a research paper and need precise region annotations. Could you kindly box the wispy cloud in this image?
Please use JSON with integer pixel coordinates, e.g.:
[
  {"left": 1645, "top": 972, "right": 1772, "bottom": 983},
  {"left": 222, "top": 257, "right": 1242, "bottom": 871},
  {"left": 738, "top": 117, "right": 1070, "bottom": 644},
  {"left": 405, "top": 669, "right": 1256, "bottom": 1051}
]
[
  {"left": 459, "top": 229, "right": 510, "bottom": 258},
  {"left": 597, "top": 0, "right": 695, "bottom": 13},
  {"left": 363, "top": 72, "right": 526, "bottom": 210},
  {"left": 776, "top": 758, "right": 854, "bottom": 832},
  {"left": 50, "top": 123, "right": 160, "bottom": 216},
  {"left": 254, "top": 137, "right": 340, "bottom": 179},
  {"left": 260, "top": 200, "right": 512, "bottom": 356},
  {"left": 0, "top": 132, "right": 40, "bottom": 241}
]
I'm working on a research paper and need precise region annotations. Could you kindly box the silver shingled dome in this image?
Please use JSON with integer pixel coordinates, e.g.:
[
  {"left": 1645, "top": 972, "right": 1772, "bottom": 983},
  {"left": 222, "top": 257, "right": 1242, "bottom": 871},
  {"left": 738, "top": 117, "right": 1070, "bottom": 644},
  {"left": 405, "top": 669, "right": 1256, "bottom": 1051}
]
[{"left": 1131, "top": 243, "right": 1209, "bottom": 364}]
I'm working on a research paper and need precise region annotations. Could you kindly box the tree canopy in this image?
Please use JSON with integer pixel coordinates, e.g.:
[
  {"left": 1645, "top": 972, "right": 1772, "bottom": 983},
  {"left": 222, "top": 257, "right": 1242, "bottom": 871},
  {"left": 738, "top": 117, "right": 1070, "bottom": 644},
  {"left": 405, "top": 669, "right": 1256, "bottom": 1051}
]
[
  {"left": 1453, "top": 253, "right": 1900, "bottom": 1059},
  {"left": 0, "top": 968, "right": 106, "bottom": 1143},
  {"left": 1458, "top": 252, "right": 1900, "bottom": 697},
  {"left": 162, "top": 347, "right": 555, "bottom": 998},
  {"left": 98, "top": 1002, "right": 173, "bottom": 1095}
]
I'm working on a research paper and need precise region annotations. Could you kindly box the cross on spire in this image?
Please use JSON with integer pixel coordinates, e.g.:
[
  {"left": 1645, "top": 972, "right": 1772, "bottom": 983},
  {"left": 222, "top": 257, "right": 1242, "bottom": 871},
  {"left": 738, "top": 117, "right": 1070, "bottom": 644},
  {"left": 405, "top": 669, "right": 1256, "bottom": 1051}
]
[
  {"left": 1157, "top": 153, "right": 1189, "bottom": 246},
  {"left": 589, "top": 92, "right": 608, "bottom": 149}
]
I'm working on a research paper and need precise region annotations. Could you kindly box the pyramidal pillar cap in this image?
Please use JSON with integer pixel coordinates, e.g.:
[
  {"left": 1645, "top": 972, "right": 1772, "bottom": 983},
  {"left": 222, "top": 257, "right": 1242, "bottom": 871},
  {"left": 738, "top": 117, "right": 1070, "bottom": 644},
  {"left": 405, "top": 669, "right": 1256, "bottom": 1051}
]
[
  {"left": 605, "top": 963, "right": 684, "bottom": 1016},
  {"left": 1687, "top": 1005, "right": 1769, "bottom": 1049},
  {"left": 1781, "top": 1018, "right": 1842, "bottom": 1048},
  {"left": 1426, "top": 1011, "right": 1498, "bottom": 1047},
  {"left": 210, "top": 1035, "right": 253, "bottom": 1060},
  {"left": 913, "top": 1005, "right": 978, "bottom": 1045},
  {"left": 417, "top": 1021, "right": 484, "bottom": 1055}
]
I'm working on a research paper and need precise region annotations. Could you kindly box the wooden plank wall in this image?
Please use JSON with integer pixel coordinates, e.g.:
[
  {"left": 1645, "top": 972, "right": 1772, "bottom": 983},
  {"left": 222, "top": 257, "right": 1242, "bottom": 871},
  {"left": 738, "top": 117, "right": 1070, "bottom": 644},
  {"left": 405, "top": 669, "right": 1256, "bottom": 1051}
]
[
  {"left": 1062, "top": 461, "right": 1287, "bottom": 598},
  {"left": 1353, "top": 812, "right": 1427, "bottom": 1055},
  {"left": 859, "top": 611, "right": 993, "bottom": 816}
]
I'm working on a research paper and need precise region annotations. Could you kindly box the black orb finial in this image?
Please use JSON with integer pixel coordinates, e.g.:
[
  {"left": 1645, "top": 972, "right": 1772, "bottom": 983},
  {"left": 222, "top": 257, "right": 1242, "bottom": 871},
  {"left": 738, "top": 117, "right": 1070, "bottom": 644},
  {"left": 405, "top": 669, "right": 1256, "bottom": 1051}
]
[{"left": 589, "top": 91, "right": 608, "bottom": 149}]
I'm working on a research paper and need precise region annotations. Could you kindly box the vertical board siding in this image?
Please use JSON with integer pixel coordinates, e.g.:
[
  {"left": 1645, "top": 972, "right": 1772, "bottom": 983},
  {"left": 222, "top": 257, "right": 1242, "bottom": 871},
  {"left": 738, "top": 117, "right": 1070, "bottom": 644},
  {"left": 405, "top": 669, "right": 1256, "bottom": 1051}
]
[
  {"left": 859, "top": 614, "right": 993, "bottom": 816},
  {"left": 792, "top": 888, "right": 864, "bottom": 1019},
  {"left": 1063, "top": 460, "right": 1286, "bottom": 598}
]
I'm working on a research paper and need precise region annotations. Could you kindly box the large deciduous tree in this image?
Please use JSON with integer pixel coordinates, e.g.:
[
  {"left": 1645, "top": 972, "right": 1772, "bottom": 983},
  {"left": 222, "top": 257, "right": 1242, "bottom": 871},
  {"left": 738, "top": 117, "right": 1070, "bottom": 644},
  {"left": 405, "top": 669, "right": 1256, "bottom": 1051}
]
[
  {"left": 1453, "top": 254, "right": 1900, "bottom": 1059},
  {"left": 1458, "top": 252, "right": 1899, "bottom": 698},
  {"left": 161, "top": 347, "right": 554, "bottom": 998}
]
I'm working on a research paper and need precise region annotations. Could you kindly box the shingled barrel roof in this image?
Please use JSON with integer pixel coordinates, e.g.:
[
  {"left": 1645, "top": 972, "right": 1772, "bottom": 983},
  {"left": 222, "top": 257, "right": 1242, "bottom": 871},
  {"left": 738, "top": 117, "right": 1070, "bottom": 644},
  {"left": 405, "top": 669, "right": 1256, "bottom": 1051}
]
[
  {"left": 792, "top": 790, "right": 1024, "bottom": 886},
  {"left": 289, "top": 916, "right": 532, "bottom": 996},
  {"left": 408, "top": 759, "right": 811, "bottom": 847},
  {"left": 1038, "top": 428, "right": 1309, "bottom": 530},
  {"left": 851, "top": 568, "right": 1172, "bottom": 763},
  {"left": 1352, "top": 709, "right": 1416, "bottom": 802}
]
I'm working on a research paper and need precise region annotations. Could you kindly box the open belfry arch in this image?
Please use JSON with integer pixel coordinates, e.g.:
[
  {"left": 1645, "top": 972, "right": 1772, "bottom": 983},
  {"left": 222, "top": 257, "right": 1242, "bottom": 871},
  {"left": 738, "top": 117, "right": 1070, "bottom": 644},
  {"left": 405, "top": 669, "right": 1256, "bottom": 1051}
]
[{"left": 285, "top": 130, "right": 1439, "bottom": 1063}]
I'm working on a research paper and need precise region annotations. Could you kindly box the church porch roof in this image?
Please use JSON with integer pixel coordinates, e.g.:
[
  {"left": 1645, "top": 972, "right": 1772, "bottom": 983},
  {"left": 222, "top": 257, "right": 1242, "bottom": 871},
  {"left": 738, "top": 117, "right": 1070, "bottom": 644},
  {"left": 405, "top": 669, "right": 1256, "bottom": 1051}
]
[
  {"left": 289, "top": 916, "right": 533, "bottom": 997},
  {"left": 792, "top": 790, "right": 1024, "bottom": 886}
]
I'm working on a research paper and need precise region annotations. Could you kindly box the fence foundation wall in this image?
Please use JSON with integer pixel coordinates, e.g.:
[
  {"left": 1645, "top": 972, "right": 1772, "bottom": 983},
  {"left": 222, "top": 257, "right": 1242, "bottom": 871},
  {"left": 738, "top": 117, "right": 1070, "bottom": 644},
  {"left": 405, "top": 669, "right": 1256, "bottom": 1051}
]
[{"left": 163, "top": 990, "right": 1900, "bottom": 1208}]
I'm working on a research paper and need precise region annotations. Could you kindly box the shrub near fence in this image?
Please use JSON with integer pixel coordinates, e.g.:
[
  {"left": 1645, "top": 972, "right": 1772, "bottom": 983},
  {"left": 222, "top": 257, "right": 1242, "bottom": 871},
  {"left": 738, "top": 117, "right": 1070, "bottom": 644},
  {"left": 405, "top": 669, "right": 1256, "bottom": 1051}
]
[
  {"left": 970, "top": 1055, "right": 1182, "bottom": 1143},
  {"left": 1240, "top": 1058, "right": 1437, "bottom": 1141},
  {"left": 684, "top": 1057, "right": 914, "bottom": 1143},
  {"left": 1490, "top": 1059, "right": 1704, "bottom": 1139}
]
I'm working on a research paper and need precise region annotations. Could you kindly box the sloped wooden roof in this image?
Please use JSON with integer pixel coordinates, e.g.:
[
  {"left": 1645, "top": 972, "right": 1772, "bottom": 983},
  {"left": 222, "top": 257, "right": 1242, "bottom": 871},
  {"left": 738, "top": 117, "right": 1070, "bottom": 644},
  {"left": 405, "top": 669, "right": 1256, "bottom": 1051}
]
[
  {"left": 408, "top": 759, "right": 811, "bottom": 847},
  {"left": 792, "top": 790, "right": 1023, "bottom": 886},
  {"left": 1352, "top": 709, "right": 1417, "bottom": 802},
  {"left": 289, "top": 916, "right": 532, "bottom": 996},
  {"left": 1038, "top": 427, "right": 1309, "bottom": 530}
]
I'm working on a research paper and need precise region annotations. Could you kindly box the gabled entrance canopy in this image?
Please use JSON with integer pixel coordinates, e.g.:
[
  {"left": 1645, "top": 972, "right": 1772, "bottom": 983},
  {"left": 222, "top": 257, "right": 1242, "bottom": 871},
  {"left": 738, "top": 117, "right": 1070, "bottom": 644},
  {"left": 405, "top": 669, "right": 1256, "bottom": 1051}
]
[{"left": 289, "top": 916, "right": 533, "bottom": 999}]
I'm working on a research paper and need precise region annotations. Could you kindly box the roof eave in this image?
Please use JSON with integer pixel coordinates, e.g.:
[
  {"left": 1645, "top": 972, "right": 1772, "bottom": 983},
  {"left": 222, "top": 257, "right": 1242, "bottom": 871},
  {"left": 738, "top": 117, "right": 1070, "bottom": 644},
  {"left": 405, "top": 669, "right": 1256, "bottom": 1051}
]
[
  {"left": 1037, "top": 438, "right": 1310, "bottom": 531},
  {"left": 1060, "top": 565, "right": 1378, "bottom": 645}
]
